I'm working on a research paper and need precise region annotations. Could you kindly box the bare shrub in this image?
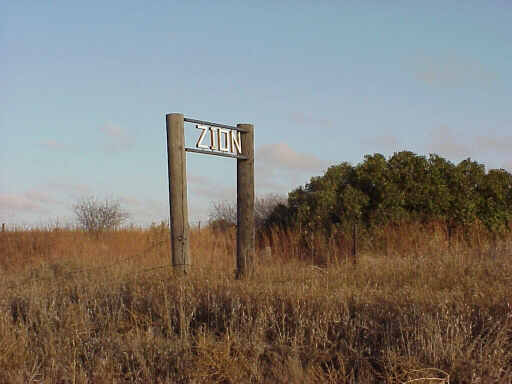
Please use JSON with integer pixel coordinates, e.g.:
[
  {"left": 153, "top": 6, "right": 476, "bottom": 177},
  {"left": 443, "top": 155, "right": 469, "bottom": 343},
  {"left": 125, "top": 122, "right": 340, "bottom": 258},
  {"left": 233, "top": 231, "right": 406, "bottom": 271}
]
[
  {"left": 208, "top": 200, "right": 237, "bottom": 232},
  {"left": 255, "top": 194, "right": 287, "bottom": 229},
  {"left": 73, "top": 197, "right": 129, "bottom": 235},
  {"left": 208, "top": 194, "right": 286, "bottom": 231}
]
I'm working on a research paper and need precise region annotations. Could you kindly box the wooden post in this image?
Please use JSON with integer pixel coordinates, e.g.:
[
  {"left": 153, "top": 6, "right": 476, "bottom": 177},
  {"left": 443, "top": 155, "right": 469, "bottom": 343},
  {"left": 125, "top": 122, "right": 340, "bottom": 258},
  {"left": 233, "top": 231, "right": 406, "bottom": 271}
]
[
  {"left": 236, "top": 123, "right": 255, "bottom": 278},
  {"left": 352, "top": 222, "right": 357, "bottom": 264},
  {"left": 166, "top": 113, "right": 190, "bottom": 274},
  {"left": 1, "top": 223, "right": 5, "bottom": 232}
]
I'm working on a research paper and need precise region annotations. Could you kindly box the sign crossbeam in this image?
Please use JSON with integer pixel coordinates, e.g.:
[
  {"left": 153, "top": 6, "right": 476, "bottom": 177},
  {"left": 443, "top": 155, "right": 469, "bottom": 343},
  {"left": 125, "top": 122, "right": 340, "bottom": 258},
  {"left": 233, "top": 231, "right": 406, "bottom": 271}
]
[
  {"left": 184, "top": 117, "right": 248, "bottom": 132},
  {"left": 185, "top": 147, "right": 248, "bottom": 160}
]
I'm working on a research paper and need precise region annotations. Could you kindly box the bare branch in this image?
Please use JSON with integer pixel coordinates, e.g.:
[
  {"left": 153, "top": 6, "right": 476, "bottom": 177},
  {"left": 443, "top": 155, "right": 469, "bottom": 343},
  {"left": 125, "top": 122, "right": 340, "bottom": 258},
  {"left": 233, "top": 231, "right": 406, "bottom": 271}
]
[
  {"left": 73, "top": 197, "right": 129, "bottom": 235},
  {"left": 208, "top": 194, "right": 286, "bottom": 231}
]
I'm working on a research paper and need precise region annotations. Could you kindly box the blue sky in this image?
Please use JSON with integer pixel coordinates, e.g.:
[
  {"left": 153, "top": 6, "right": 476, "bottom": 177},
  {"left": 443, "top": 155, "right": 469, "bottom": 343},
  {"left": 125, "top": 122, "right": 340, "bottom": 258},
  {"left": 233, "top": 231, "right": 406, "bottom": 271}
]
[{"left": 1, "top": 1, "right": 511, "bottom": 227}]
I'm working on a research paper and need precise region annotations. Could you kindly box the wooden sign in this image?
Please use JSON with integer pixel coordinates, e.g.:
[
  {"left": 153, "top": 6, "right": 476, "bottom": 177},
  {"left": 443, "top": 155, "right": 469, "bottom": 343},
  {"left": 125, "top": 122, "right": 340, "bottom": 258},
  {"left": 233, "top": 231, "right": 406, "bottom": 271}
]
[
  {"left": 195, "top": 124, "right": 242, "bottom": 155},
  {"left": 181, "top": 118, "right": 248, "bottom": 160},
  {"left": 166, "top": 114, "right": 254, "bottom": 278}
]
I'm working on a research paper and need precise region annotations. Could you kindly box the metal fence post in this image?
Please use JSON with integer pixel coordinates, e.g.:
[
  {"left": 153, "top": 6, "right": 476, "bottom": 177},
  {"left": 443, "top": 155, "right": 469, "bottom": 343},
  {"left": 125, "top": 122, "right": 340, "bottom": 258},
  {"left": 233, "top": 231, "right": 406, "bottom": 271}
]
[
  {"left": 166, "top": 113, "right": 190, "bottom": 274},
  {"left": 236, "top": 123, "right": 255, "bottom": 278}
]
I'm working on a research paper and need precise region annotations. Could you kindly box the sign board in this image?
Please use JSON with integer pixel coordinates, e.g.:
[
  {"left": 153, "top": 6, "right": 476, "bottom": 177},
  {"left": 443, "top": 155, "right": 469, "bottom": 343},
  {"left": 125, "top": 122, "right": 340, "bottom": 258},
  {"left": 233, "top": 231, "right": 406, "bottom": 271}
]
[
  {"left": 196, "top": 125, "right": 241, "bottom": 154},
  {"left": 182, "top": 118, "right": 247, "bottom": 159}
]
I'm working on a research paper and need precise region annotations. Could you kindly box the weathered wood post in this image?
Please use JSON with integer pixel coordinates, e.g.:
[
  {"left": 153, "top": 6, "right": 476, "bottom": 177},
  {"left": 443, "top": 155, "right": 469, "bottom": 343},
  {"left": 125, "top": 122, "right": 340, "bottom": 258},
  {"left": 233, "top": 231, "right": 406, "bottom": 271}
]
[
  {"left": 352, "top": 222, "right": 358, "bottom": 265},
  {"left": 236, "top": 123, "right": 255, "bottom": 278},
  {"left": 166, "top": 113, "right": 190, "bottom": 274}
]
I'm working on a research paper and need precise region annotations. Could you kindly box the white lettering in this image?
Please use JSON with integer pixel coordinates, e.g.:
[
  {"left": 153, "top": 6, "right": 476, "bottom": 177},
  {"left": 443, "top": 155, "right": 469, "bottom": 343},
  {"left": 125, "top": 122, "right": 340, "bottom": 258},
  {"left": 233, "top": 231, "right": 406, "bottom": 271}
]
[
  {"left": 231, "top": 130, "right": 242, "bottom": 155},
  {"left": 195, "top": 125, "right": 209, "bottom": 149},
  {"left": 194, "top": 124, "right": 242, "bottom": 155},
  {"left": 209, "top": 127, "right": 217, "bottom": 150},
  {"left": 219, "top": 128, "right": 230, "bottom": 152}
]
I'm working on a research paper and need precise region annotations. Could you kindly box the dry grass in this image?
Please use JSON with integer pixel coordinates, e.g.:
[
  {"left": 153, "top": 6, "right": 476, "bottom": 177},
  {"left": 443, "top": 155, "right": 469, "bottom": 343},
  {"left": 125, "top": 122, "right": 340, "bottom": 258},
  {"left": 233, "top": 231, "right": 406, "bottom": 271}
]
[{"left": 0, "top": 223, "right": 511, "bottom": 383}]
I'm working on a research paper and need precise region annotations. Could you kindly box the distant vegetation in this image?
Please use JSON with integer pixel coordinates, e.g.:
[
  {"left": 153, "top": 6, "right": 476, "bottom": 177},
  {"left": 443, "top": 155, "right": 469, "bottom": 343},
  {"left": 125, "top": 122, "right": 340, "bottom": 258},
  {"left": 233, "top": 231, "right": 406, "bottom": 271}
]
[{"left": 265, "top": 151, "right": 512, "bottom": 236}]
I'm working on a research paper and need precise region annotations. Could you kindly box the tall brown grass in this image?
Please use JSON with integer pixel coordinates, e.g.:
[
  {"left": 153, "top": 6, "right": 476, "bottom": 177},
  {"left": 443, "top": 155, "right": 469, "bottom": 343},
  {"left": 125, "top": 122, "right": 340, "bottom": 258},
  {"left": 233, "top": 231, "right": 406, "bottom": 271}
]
[{"left": 0, "top": 222, "right": 511, "bottom": 383}]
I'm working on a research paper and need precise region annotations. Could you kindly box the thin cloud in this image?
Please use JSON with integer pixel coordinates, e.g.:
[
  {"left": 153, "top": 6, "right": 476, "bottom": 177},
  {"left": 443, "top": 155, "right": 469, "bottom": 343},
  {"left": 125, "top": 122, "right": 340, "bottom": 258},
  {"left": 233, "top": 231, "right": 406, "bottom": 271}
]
[
  {"left": 100, "top": 122, "right": 134, "bottom": 153},
  {"left": 188, "top": 174, "right": 236, "bottom": 202},
  {"left": 0, "top": 183, "right": 91, "bottom": 225},
  {"left": 255, "top": 143, "right": 329, "bottom": 195},
  {"left": 0, "top": 189, "right": 61, "bottom": 215},
  {"left": 257, "top": 143, "right": 328, "bottom": 172},
  {"left": 414, "top": 55, "right": 497, "bottom": 89},
  {"left": 0, "top": 184, "right": 169, "bottom": 226},
  {"left": 426, "top": 126, "right": 512, "bottom": 161},
  {"left": 476, "top": 134, "right": 512, "bottom": 155},
  {"left": 255, "top": 177, "right": 288, "bottom": 194},
  {"left": 118, "top": 195, "right": 168, "bottom": 224},
  {"left": 289, "top": 112, "right": 334, "bottom": 128},
  {"left": 119, "top": 195, "right": 143, "bottom": 208},
  {"left": 24, "top": 190, "right": 59, "bottom": 205},
  {"left": 0, "top": 194, "right": 41, "bottom": 212},
  {"left": 41, "top": 139, "right": 66, "bottom": 150},
  {"left": 427, "top": 126, "right": 472, "bottom": 158},
  {"left": 163, "top": 174, "right": 237, "bottom": 223},
  {"left": 361, "top": 135, "right": 402, "bottom": 151},
  {"left": 47, "top": 182, "right": 92, "bottom": 199}
]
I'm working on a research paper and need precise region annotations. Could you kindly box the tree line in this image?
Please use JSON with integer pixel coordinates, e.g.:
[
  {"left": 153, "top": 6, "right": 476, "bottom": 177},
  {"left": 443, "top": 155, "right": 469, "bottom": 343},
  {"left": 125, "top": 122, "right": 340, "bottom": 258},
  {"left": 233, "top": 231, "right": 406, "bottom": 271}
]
[
  {"left": 264, "top": 151, "right": 512, "bottom": 236},
  {"left": 72, "top": 151, "right": 512, "bottom": 240}
]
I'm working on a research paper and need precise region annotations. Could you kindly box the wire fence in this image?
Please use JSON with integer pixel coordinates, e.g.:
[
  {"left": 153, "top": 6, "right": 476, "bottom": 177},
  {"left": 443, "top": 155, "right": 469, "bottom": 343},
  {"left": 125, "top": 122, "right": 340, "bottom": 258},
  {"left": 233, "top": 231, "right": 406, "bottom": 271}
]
[
  {"left": 2, "top": 239, "right": 170, "bottom": 292},
  {"left": 1, "top": 229, "right": 354, "bottom": 294}
]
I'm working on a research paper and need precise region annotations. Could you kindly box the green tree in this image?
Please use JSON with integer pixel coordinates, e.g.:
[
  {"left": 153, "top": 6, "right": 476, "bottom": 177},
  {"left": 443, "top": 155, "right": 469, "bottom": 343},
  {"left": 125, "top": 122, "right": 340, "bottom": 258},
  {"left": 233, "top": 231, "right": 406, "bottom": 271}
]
[
  {"left": 478, "top": 169, "right": 512, "bottom": 233},
  {"left": 446, "top": 159, "right": 485, "bottom": 229},
  {"left": 264, "top": 151, "right": 512, "bottom": 236},
  {"left": 425, "top": 154, "right": 454, "bottom": 220},
  {"left": 352, "top": 153, "right": 403, "bottom": 225}
]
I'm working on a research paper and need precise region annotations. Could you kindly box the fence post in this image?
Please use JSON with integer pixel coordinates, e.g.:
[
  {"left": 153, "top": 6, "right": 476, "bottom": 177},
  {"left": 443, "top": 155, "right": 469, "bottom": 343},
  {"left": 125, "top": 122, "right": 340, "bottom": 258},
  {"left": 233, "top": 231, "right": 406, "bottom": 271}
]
[
  {"left": 166, "top": 113, "right": 190, "bottom": 274},
  {"left": 352, "top": 222, "right": 358, "bottom": 264},
  {"left": 236, "top": 123, "right": 255, "bottom": 278}
]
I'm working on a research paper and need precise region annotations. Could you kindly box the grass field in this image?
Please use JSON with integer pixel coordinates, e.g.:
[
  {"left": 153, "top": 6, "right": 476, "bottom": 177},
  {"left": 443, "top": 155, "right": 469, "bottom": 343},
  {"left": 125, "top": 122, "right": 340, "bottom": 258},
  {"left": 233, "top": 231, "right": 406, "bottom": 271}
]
[{"left": 1, "top": 223, "right": 511, "bottom": 383}]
